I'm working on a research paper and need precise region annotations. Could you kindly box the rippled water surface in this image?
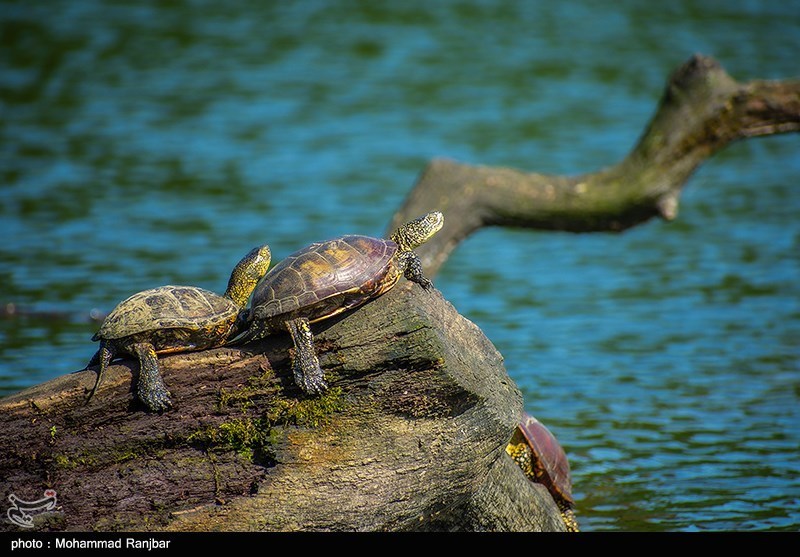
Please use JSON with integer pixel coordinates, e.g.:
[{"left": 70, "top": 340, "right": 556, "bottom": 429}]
[{"left": 2, "top": 0, "right": 799, "bottom": 531}]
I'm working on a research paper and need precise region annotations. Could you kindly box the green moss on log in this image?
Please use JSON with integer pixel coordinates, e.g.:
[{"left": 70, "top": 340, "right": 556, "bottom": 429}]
[
  {"left": 186, "top": 417, "right": 275, "bottom": 464},
  {"left": 216, "top": 369, "right": 277, "bottom": 411},
  {"left": 264, "top": 387, "right": 346, "bottom": 428}
]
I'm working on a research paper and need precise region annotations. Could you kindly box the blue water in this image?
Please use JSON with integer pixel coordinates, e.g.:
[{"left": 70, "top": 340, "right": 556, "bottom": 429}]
[{"left": 1, "top": 0, "right": 799, "bottom": 531}]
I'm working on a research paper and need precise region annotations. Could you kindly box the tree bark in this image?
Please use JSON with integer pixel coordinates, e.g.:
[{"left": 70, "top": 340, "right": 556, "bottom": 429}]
[
  {"left": 388, "top": 54, "right": 800, "bottom": 277},
  {"left": 2, "top": 54, "right": 797, "bottom": 532}
]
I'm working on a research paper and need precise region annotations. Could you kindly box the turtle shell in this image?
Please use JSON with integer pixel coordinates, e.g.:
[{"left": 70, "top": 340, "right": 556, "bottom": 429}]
[
  {"left": 94, "top": 285, "right": 239, "bottom": 343},
  {"left": 515, "top": 411, "right": 574, "bottom": 505},
  {"left": 251, "top": 235, "right": 402, "bottom": 324}
]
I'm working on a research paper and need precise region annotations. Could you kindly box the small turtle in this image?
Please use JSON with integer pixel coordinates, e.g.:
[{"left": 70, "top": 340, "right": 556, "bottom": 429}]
[
  {"left": 235, "top": 211, "right": 444, "bottom": 395},
  {"left": 506, "top": 411, "right": 579, "bottom": 532},
  {"left": 86, "top": 245, "right": 272, "bottom": 411}
]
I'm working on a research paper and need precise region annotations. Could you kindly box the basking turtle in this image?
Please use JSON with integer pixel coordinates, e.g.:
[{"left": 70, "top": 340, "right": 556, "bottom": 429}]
[
  {"left": 86, "top": 245, "right": 272, "bottom": 411},
  {"left": 506, "top": 411, "right": 579, "bottom": 532},
  {"left": 235, "top": 211, "right": 444, "bottom": 395}
]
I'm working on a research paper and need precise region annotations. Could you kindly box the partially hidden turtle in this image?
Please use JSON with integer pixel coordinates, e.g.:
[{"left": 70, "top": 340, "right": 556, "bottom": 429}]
[
  {"left": 506, "top": 411, "right": 579, "bottom": 532},
  {"left": 86, "top": 244, "right": 272, "bottom": 412},
  {"left": 233, "top": 211, "right": 444, "bottom": 395}
]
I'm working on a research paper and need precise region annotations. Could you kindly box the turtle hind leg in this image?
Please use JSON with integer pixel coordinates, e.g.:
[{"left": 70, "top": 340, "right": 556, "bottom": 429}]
[
  {"left": 397, "top": 250, "right": 434, "bottom": 290},
  {"left": 285, "top": 317, "right": 328, "bottom": 395},
  {"left": 130, "top": 342, "right": 172, "bottom": 412},
  {"left": 85, "top": 341, "right": 115, "bottom": 405}
]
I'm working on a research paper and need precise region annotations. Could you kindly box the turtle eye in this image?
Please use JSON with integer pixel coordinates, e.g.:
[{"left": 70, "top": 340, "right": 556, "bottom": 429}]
[{"left": 425, "top": 211, "right": 444, "bottom": 229}]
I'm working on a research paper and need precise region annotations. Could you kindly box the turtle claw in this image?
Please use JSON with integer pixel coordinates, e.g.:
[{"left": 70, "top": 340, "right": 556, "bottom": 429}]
[
  {"left": 413, "top": 274, "right": 436, "bottom": 294},
  {"left": 139, "top": 385, "right": 172, "bottom": 412},
  {"left": 419, "top": 277, "right": 434, "bottom": 291},
  {"left": 292, "top": 359, "right": 329, "bottom": 396},
  {"left": 301, "top": 374, "right": 329, "bottom": 396}
]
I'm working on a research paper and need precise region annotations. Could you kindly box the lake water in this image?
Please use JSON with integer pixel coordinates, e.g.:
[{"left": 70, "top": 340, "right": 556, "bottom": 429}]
[{"left": 1, "top": 0, "right": 799, "bottom": 532}]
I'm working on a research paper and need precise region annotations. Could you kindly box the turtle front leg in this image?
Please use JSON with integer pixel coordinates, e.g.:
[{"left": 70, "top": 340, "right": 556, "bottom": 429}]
[
  {"left": 130, "top": 342, "right": 172, "bottom": 412},
  {"left": 285, "top": 317, "right": 328, "bottom": 395},
  {"left": 559, "top": 504, "right": 580, "bottom": 533},
  {"left": 397, "top": 251, "right": 434, "bottom": 290}
]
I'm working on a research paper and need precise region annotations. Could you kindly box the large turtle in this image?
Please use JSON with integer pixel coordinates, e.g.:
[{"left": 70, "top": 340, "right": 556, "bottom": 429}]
[
  {"left": 506, "top": 411, "right": 579, "bottom": 532},
  {"left": 235, "top": 211, "right": 444, "bottom": 395},
  {"left": 86, "top": 244, "right": 272, "bottom": 411}
]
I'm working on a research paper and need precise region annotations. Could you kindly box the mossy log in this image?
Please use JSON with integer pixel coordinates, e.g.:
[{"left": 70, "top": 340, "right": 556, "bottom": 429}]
[{"left": 0, "top": 284, "right": 565, "bottom": 532}]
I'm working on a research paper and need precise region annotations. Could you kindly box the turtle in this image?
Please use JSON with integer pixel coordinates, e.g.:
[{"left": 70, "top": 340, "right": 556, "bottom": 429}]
[
  {"left": 85, "top": 244, "right": 272, "bottom": 412},
  {"left": 234, "top": 211, "right": 444, "bottom": 395},
  {"left": 506, "top": 411, "right": 579, "bottom": 532}
]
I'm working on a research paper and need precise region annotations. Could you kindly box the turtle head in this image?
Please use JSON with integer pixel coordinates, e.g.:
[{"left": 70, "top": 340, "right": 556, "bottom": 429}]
[
  {"left": 390, "top": 211, "right": 444, "bottom": 252},
  {"left": 225, "top": 244, "right": 272, "bottom": 307}
]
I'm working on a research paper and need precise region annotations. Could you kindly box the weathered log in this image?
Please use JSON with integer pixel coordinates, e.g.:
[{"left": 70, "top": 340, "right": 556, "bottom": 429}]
[
  {"left": 389, "top": 54, "right": 800, "bottom": 277},
  {"left": 0, "top": 285, "right": 565, "bottom": 532}
]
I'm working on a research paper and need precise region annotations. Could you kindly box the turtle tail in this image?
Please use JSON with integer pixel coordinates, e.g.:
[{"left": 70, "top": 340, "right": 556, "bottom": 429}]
[
  {"left": 85, "top": 340, "right": 115, "bottom": 405},
  {"left": 85, "top": 348, "right": 101, "bottom": 369}
]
